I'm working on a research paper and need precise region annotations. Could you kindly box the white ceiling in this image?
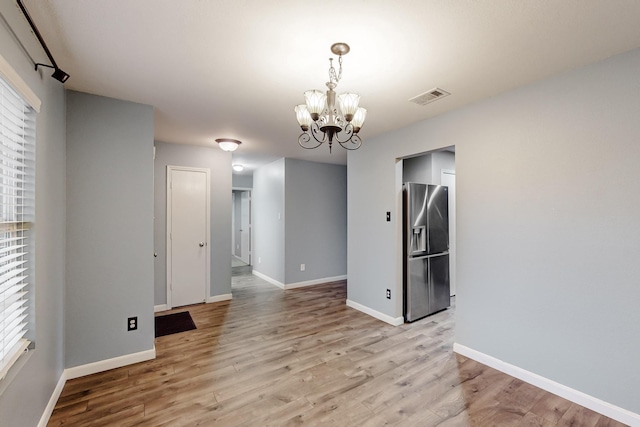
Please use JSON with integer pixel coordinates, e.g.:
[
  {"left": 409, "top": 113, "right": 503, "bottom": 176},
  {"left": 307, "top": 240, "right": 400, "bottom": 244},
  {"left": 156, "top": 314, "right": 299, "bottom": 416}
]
[{"left": 17, "top": 0, "right": 640, "bottom": 173}]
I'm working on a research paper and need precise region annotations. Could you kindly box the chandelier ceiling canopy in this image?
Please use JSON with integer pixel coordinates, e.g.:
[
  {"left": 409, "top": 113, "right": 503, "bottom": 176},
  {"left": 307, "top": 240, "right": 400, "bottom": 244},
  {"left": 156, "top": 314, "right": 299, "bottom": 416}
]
[{"left": 295, "top": 43, "right": 366, "bottom": 153}]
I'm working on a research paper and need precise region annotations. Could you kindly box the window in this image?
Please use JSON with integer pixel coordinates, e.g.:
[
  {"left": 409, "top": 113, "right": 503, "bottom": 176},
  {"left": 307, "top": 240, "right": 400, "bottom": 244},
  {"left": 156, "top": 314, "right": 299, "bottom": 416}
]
[{"left": 0, "top": 57, "right": 38, "bottom": 381}]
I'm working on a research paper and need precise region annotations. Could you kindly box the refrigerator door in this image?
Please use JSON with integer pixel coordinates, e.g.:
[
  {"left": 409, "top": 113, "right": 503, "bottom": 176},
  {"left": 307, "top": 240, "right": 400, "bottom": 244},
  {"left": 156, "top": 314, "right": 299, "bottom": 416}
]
[
  {"left": 405, "top": 256, "right": 430, "bottom": 322},
  {"left": 405, "top": 183, "right": 428, "bottom": 256},
  {"left": 427, "top": 185, "right": 449, "bottom": 255},
  {"left": 429, "top": 253, "right": 451, "bottom": 313}
]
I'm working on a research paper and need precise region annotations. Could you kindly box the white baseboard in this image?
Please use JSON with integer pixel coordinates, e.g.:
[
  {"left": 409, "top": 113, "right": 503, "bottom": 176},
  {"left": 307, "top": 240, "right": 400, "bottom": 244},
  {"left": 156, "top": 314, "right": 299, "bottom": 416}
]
[
  {"left": 156, "top": 295, "right": 232, "bottom": 310},
  {"left": 39, "top": 347, "right": 157, "bottom": 426},
  {"left": 65, "top": 347, "right": 156, "bottom": 380},
  {"left": 253, "top": 270, "right": 347, "bottom": 290},
  {"left": 206, "top": 293, "right": 232, "bottom": 303},
  {"left": 284, "top": 275, "right": 347, "bottom": 289},
  {"left": 252, "top": 270, "right": 285, "bottom": 289},
  {"left": 346, "top": 299, "right": 404, "bottom": 326},
  {"left": 453, "top": 343, "right": 640, "bottom": 426},
  {"left": 37, "top": 370, "right": 67, "bottom": 427}
]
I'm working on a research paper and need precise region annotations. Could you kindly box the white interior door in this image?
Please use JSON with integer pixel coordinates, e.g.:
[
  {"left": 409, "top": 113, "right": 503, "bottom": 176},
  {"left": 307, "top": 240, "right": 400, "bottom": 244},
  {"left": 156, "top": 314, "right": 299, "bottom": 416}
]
[
  {"left": 167, "top": 167, "right": 210, "bottom": 308},
  {"left": 240, "top": 191, "right": 251, "bottom": 264},
  {"left": 441, "top": 170, "right": 456, "bottom": 296}
]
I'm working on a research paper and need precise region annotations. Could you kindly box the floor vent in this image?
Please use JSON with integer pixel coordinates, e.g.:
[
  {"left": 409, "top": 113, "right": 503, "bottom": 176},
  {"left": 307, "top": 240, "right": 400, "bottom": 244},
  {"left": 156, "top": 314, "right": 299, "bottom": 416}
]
[{"left": 409, "top": 88, "right": 451, "bottom": 106}]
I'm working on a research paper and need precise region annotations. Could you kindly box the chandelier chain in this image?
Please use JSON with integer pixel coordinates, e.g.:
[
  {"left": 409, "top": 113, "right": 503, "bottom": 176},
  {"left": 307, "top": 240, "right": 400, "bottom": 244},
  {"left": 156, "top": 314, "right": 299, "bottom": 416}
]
[{"left": 328, "top": 55, "right": 343, "bottom": 85}]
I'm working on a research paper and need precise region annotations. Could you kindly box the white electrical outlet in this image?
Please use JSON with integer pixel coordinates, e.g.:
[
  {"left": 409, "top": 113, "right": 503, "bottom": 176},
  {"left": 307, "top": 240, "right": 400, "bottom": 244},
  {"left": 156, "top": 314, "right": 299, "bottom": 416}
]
[
  {"left": 300, "top": 264, "right": 305, "bottom": 271},
  {"left": 258, "top": 257, "right": 262, "bottom": 264}
]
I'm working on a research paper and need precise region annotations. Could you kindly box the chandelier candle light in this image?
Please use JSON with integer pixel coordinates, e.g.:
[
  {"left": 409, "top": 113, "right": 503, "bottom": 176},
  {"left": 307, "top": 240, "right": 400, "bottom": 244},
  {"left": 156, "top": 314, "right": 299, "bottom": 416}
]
[{"left": 295, "top": 43, "right": 367, "bottom": 152}]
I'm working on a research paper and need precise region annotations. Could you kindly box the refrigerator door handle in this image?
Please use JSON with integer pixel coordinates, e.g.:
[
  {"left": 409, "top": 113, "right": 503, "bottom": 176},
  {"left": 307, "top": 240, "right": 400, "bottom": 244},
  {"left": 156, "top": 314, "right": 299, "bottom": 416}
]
[{"left": 409, "top": 252, "right": 449, "bottom": 261}]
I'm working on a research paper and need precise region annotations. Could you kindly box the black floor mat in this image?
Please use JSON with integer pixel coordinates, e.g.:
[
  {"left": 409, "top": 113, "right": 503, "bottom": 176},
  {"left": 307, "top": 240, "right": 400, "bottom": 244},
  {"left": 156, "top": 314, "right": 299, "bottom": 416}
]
[{"left": 154, "top": 311, "right": 196, "bottom": 337}]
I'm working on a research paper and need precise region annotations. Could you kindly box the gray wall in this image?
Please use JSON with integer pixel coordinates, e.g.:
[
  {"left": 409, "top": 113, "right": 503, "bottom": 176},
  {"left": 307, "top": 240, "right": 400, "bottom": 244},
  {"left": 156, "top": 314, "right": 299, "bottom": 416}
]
[
  {"left": 252, "top": 158, "right": 285, "bottom": 282},
  {"left": 403, "top": 151, "right": 455, "bottom": 184},
  {"left": 348, "top": 48, "right": 640, "bottom": 413},
  {"left": 232, "top": 173, "right": 253, "bottom": 188},
  {"left": 253, "top": 158, "right": 347, "bottom": 285},
  {"left": 403, "top": 153, "right": 433, "bottom": 184},
  {"left": 284, "top": 159, "right": 347, "bottom": 283},
  {"left": 154, "top": 141, "right": 232, "bottom": 304},
  {"left": 66, "top": 91, "right": 155, "bottom": 368},
  {"left": 0, "top": 6, "right": 67, "bottom": 426},
  {"left": 430, "top": 151, "right": 455, "bottom": 184}
]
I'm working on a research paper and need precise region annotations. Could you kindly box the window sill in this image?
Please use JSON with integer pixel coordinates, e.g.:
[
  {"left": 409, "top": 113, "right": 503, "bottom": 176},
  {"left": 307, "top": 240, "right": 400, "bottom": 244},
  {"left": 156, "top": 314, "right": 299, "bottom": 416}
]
[{"left": 0, "top": 339, "right": 31, "bottom": 395}]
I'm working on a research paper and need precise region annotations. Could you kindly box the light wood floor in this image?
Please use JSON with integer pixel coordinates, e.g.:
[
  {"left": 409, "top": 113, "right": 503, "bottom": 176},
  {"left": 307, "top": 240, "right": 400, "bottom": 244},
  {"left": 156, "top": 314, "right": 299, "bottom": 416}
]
[{"left": 48, "top": 268, "right": 627, "bottom": 426}]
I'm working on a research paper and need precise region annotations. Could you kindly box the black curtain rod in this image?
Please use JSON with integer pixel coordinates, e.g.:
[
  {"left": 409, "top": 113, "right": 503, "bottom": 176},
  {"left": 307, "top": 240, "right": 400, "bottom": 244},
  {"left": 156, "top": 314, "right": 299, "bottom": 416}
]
[{"left": 16, "top": 0, "right": 69, "bottom": 82}]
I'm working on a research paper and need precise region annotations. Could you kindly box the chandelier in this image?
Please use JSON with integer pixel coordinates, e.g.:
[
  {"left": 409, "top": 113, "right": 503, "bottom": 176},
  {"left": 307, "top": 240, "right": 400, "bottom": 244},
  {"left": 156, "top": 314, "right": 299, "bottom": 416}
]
[{"left": 294, "top": 43, "right": 367, "bottom": 152}]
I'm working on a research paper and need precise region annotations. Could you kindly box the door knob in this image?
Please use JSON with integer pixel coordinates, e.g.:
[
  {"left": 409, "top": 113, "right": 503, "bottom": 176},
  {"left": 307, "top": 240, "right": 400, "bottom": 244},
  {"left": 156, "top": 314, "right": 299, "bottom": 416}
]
[{"left": 199, "top": 242, "right": 205, "bottom": 247}]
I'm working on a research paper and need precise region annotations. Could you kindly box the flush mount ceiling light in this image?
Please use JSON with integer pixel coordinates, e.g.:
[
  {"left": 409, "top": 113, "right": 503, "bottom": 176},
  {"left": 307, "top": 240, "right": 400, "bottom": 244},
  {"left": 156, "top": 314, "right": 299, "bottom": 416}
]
[
  {"left": 294, "top": 43, "right": 366, "bottom": 153},
  {"left": 232, "top": 164, "right": 244, "bottom": 172},
  {"left": 215, "top": 138, "right": 242, "bottom": 152}
]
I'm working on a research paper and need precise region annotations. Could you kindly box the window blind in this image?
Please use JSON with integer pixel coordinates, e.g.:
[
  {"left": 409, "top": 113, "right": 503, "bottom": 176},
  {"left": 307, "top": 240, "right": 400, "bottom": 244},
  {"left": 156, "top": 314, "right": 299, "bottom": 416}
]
[{"left": 0, "top": 75, "right": 35, "bottom": 380}]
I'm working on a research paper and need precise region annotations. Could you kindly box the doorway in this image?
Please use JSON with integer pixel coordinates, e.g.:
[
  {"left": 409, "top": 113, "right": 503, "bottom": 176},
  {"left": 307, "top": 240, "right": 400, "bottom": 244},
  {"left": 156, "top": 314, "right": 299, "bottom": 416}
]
[
  {"left": 232, "top": 189, "right": 252, "bottom": 267},
  {"left": 166, "top": 166, "right": 210, "bottom": 308},
  {"left": 400, "top": 148, "right": 456, "bottom": 321}
]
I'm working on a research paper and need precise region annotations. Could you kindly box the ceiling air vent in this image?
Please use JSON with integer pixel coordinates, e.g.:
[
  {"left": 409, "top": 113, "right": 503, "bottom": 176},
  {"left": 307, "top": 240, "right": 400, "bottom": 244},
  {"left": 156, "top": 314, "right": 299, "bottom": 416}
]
[{"left": 409, "top": 88, "right": 450, "bottom": 106}]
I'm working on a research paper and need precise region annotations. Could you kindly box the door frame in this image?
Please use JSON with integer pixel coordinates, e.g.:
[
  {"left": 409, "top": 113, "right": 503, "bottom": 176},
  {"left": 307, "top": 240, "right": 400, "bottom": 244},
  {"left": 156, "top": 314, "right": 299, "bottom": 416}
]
[
  {"left": 231, "top": 191, "right": 236, "bottom": 257},
  {"left": 167, "top": 165, "right": 211, "bottom": 309},
  {"left": 441, "top": 169, "right": 456, "bottom": 296},
  {"left": 239, "top": 190, "right": 252, "bottom": 265}
]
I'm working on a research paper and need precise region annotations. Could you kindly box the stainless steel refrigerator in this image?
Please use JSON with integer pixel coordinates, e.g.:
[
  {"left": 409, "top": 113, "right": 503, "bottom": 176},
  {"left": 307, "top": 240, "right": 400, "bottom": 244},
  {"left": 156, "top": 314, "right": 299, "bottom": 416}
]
[{"left": 403, "top": 183, "right": 450, "bottom": 322}]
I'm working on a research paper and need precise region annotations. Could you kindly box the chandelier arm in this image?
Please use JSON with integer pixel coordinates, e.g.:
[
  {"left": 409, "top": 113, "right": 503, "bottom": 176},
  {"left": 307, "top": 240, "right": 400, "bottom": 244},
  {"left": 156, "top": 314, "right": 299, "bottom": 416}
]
[
  {"left": 338, "top": 134, "right": 362, "bottom": 151},
  {"left": 310, "top": 121, "right": 328, "bottom": 144},
  {"left": 298, "top": 122, "right": 329, "bottom": 149},
  {"left": 333, "top": 123, "right": 355, "bottom": 144},
  {"left": 298, "top": 132, "right": 323, "bottom": 150}
]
